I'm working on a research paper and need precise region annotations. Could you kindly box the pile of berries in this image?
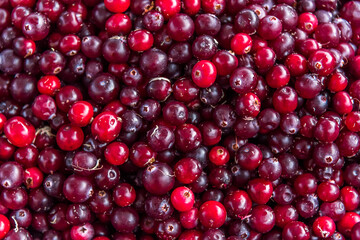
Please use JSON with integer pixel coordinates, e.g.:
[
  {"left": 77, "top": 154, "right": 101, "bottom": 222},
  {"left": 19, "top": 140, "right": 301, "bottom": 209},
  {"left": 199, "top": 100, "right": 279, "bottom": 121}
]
[{"left": 2, "top": 0, "right": 360, "bottom": 239}]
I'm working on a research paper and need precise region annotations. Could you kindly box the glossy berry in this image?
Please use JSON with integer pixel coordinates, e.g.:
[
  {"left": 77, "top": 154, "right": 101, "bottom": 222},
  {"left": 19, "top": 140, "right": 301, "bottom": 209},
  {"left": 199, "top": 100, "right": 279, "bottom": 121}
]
[
  {"left": 298, "top": 12, "right": 318, "bottom": 33},
  {"left": 0, "top": 214, "right": 10, "bottom": 239},
  {"left": 37, "top": 75, "right": 61, "bottom": 96},
  {"left": 32, "top": 94, "right": 57, "bottom": 121},
  {"left": 231, "top": 33, "right": 252, "bottom": 55},
  {"left": 91, "top": 111, "right": 122, "bottom": 143},
  {"left": 192, "top": 60, "right": 217, "bottom": 88},
  {"left": 113, "top": 183, "right": 136, "bottom": 207},
  {"left": 24, "top": 167, "right": 43, "bottom": 189},
  {"left": 209, "top": 146, "right": 229, "bottom": 166},
  {"left": 128, "top": 29, "right": 154, "bottom": 52},
  {"left": 198, "top": 201, "right": 226, "bottom": 229},
  {"left": 56, "top": 124, "right": 84, "bottom": 151},
  {"left": 68, "top": 101, "right": 93, "bottom": 127},
  {"left": 104, "top": 142, "right": 129, "bottom": 166},
  {"left": 4, "top": 116, "right": 35, "bottom": 148},
  {"left": 70, "top": 223, "right": 95, "bottom": 240},
  {"left": 171, "top": 187, "right": 195, "bottom": 212}
]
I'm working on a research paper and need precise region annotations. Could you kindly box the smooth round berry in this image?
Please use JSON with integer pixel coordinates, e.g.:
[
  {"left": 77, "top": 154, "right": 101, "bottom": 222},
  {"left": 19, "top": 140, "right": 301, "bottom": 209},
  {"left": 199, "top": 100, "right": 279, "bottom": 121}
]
[
  {"left": 191, "top": 60, "right": 217, "bottom": 88},
  {"left": 171, "top": 187, "right": 195, "bottom": 212},
  {"left": 198, "top": 201, "right": 226, "bottom": 229}
]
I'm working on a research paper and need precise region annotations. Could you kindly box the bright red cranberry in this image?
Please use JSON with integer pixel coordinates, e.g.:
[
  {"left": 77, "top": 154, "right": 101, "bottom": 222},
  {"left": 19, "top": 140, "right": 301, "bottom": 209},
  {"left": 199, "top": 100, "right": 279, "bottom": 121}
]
[
  {"left": 308, "top": 49, "right": 336, "bottom": 76},
  {"left": 266, "top": 64, "right": 290, "bottom": 88},
  {"left": 56, "top": 124, "right": 84, "bottom": 151},
  {"left": 298, "top": 12, "right": 318, "bottom": 33},
  {"left": 37, "top": 75, "right": 61, "bottom": 96},
  {"left": 337, "top": 212, "right": 360, "bottom": 237},
  {"left": 113, "top": 183, "right": 136, "bottom": 207},
  {"left": 247, "top": 178, "right": 273, "bottom": 205},
  {"left": 171, "top": 186, "right": 195, "bottom": 212},
  {"left": 332, "top": 91, "right": 353, "bottom": 115},
  {"left": 0, "top": 113, "right": 5, "bottom": 133},
  {"left": 70, "top": 223, "right": 95, "bottom": 240},
  {"left": 209, "top": 146, "right": 230, "bottom": 166},
  {"left": 201, "top": 0, "right": 225, "bottom": 15},
  {"left": 231, "top": 33, "right": 252, "bottom": 55},
  {"left": 4, "top": 116, "right": 35, "bottom": 148},
  {"left": 24, "top": 167, "right": 43, "bottom": 189},
  {"left": 91, "top": 111, "right": 122, "bottom": 143},
  {"left": 312, "top": 216, "right": 336, "bottom": 238},
  {"left": 68, "top": 101, "right": 93, "bottom": 127},
  {"left": 155, "top": 0, "right": 181, "bottom": 20},
  {"left": 104, "top": 142, "right": 129, "bottom": 166},
  {"left": 340, "top": 186, "right": 360, "bottom": 211},
  {"left": 104, "top": 0, "right": 130, "bottom": 12},
  {"left": 198, "top": 201, "right": 226, "bottom": 229},
  {"left": 345, "top": 111, "right": 360, "bottom": 132},
  {"left": 0, "top": 214, "right": 10, "bottom": 239},
  {"left": 191, "top": 60, "right": 217, "bottom": 88},
  {"left": 128, "top": 29, "right": 154, "bottom": 52}
]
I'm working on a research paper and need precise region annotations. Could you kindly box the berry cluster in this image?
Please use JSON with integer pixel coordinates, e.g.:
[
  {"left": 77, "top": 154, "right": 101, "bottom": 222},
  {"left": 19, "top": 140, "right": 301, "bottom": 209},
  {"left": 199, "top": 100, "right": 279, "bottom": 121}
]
[{"left": 1, "top": 0, "right": 360, "bottom": 239}]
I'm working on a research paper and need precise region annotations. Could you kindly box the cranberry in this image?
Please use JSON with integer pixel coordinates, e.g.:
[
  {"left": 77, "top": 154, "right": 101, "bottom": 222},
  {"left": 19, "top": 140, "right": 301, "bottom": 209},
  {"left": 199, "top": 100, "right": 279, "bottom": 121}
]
[
  {"left": 56, "top": 124, "right": 84, "bottom": 151},
  {"left": 104, "top": 0, "right": 130, "bottom": 13},
  {"left": 171, "top": 187, "right": 195, "bottom": 212},
  {"left": 198, "top": 201, "right": 226, "bottom": 229},
  {"left": 91, "top": 111, "right": 122, "bottom": 143},
  {"left": 282, "top": 221, "right": 310, "bottom": 240},
  {"left": 4, "top": 116, "right": 35, "bottom": 147},
  {"left": 191, "top": 60, "right": 217, "bottom": 88}
]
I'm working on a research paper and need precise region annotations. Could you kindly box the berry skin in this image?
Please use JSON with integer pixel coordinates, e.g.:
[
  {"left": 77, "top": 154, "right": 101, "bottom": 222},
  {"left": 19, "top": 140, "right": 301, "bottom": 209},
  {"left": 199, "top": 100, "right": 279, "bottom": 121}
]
[
  {"left": 104, "top": 0, "right": 130, "bottom": 13},
  {"left": 0, "top": 214, "right": 10, "bottom": 239},
  {"left": 37, "top": 75, "right": 61, "bottom": 96},
  {"left": 24, "top": 167, "right": 43, "bottom": 189},
  {"left": 128, "top": 29, "right": 154, "bottom": 52},
  {"left": 68, "top": 101, "right": 94, "bottom": 127},
  {"left": 0, "top": 114, "right": 6, "bottom": 133},
  {"left": 198, "top": 201, "right": 227, "bottom": 228},
  {"left": 313, "top": 216, "right": 335, "bottom": 238},
  {"left": 191, "top": 60, "right": 217, "bottom": 88},
  {"left": 104, "top": 142, "right": 129, "bottom": 166},
  {"left": 56, "top": 124, "right": 84, "bottom": 151},
  {"left": 209, "top": 146, "right": 230, "bottom": 166},
  {"left": 345, "top": 111, "right": 360, "bottom": 132},
  {"left": 298, "top": 13, "right": 318, "bottom": 34},
  {"left": 91, "top": 111, "right": 122, "bottom": 143},
  {"left": 171, "top": 187, "right": 195, "bottom": 212},
  {"left": 4, "top": 116, "right": 35, "bottom": 147},
  {"left": 231, "top": 33, "right": 252, "bottom": 55}
]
